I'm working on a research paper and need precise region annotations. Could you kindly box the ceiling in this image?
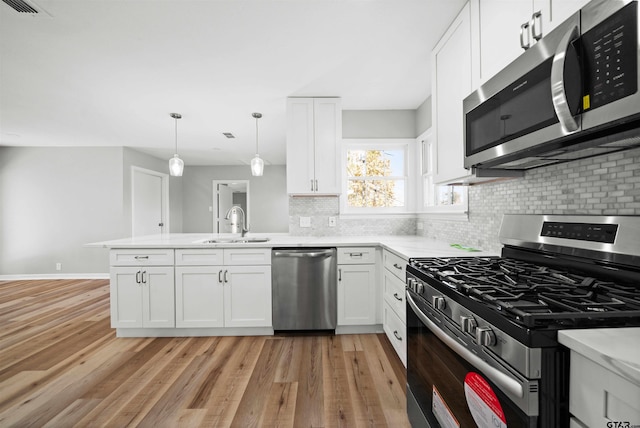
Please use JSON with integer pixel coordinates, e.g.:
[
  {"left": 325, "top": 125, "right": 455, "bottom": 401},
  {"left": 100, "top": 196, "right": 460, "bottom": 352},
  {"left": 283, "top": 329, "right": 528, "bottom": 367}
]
[{"left": 0, "top": 0, "right": 465, "bottom": 166}]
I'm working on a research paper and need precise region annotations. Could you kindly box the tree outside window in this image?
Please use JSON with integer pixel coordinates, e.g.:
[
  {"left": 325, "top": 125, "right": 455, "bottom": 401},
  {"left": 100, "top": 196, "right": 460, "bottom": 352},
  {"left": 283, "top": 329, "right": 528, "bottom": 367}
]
[{"left": 346, "top": 149, "right": 405, "bottom": 208}]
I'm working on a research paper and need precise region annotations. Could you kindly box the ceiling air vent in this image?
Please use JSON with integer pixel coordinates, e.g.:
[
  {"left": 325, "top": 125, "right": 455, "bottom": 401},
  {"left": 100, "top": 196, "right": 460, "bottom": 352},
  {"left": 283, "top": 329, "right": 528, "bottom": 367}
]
[{"left": 2, "top": 0, "right": 50, "bottom": 15}]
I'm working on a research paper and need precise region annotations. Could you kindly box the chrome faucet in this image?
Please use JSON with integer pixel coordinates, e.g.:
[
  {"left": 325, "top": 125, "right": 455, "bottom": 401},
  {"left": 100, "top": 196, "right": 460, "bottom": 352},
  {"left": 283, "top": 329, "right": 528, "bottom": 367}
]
[{"left": 224, "top": 206, "right": 249, "bottom": 237}]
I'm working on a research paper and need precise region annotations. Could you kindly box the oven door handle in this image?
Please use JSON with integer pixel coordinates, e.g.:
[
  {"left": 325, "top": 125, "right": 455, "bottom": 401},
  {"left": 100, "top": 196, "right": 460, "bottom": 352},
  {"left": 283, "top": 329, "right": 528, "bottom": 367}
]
[{"left": 407, "top": 293, "right": 524, "bottom": 399}]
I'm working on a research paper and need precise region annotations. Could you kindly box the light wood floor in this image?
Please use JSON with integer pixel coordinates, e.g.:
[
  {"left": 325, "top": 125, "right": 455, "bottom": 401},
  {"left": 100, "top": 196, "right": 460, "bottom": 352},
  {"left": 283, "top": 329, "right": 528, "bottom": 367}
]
[{"left": 0, "top": 279, "right": 410, "bottom": 427}]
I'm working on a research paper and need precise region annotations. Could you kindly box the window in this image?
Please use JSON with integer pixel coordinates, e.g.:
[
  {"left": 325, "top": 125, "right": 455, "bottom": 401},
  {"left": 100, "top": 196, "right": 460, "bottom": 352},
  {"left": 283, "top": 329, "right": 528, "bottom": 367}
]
[
  {"left": 420, "top": 131, "right": 468, "bottom": 214},
  {"left": 342, "top": 140, "right": 411, "bottom": 214}
]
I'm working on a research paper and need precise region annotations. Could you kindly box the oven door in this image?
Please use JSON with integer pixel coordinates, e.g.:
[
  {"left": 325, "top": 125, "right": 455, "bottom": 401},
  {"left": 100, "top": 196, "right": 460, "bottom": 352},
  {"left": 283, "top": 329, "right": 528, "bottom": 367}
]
[{"left": 406, "top": 292, "right": 536, "bottom": 428}]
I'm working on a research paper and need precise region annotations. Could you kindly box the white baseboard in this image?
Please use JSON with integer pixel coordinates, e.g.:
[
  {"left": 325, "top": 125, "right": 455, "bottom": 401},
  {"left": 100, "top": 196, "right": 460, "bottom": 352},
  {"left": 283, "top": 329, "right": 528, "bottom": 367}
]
[{"left": 0, "top": 273, "right": 109, "bottom": 281}]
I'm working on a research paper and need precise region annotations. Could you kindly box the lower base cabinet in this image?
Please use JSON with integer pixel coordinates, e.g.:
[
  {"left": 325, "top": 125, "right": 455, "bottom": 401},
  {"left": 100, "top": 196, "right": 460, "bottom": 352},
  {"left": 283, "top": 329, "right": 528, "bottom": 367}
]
[
  {"left": 110, "top": 266, "right": 175, "bottom": 328},
  {"left": 174, "top": 249, "right": 272, "bottom": 329},
  {"left": 382, "top": 249, "right": 407, "bottom": 366}
]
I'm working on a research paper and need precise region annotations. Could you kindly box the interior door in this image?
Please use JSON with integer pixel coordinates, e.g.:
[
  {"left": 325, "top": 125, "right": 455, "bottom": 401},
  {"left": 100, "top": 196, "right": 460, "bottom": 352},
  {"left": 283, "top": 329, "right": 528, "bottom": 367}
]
[
  {"left": 217, "top": 184, "right": 233, "bottom": 233},
  {"left": 132, "top": 167, "right": 167, "bottom": 236}
]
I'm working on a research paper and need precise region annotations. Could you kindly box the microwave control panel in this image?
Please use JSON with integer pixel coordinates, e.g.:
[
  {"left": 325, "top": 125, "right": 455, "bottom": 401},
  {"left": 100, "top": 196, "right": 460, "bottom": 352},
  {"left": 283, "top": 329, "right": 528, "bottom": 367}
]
[{"left": 582, "top": 1, "right": 637, "bottom": 111}]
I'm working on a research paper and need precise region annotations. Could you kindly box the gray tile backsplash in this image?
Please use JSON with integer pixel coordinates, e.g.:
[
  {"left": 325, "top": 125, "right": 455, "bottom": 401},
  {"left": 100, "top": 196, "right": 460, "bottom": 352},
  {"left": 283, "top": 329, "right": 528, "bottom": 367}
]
[
  {"left": 288, "top": 196, "right": 416, "bottom": 236},
  {"left": 289, "top": 148, "right": 640, "bottom": 251},
  {"left": 418, "top": 147, "right": 640, "bottom": 254}
]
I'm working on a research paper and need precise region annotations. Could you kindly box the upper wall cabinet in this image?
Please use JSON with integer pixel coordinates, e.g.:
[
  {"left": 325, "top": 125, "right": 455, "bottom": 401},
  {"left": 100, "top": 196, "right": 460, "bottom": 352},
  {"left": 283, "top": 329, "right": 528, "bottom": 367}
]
[
  {"left": 471, "top": 0, "right": 590, "bottom": 86},
  {"left": 286, "top": 98, "right": 342, "bottom": 195},
  {"left": 432, "top": 3, "right": 475, "bottom": 184}
]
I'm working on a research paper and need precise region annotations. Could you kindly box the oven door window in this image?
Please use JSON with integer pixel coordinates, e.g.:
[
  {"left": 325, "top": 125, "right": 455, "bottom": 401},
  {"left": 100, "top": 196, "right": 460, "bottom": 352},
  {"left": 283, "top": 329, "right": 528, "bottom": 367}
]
[{"left": 407, "top": 300, "right": 532, "bottom": 428}]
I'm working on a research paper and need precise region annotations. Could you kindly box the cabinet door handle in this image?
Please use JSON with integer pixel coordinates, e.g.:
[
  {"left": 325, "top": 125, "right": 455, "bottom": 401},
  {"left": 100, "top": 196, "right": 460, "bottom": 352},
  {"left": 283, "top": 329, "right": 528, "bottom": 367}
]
[
  {"left": 393, "top": 331, "right": 402, "bottom": 341},
  {"left": 314, "top": 180, "right": 318, "bottom": 192},
  {"left": 338, "top": 268, "right": 342, "bottom": 282},
  {"left": 531, "top": 10, "right": 542, "bottom": 41},
  {"left": 393, "top": 293, "right": 403, "bottom": 302},
  {"left": 310, "top": 179, "right": 314, "bottom": 191},
  {"left": 224, "top": 270, "right": 229, "bottom": 283},
  {"left": 393, "top": 263, "right": 402, "bottom": 270},
  {"left": 134, "top": 255, "right": 149, "bottom": 260},
  {"left": 218, "top": 270, "right": 223, "bottom": 283},
  {"left": 520, "top": 21, "right": 530, "bottom": 50},
  {"left": 141, "top": 270, "right": 147, "bottom": 284},
  {"left": 136, "top": 270, "right": 141, "bottom": 284},
  {"left": 349, "top": 252, "right": 363, "bottom": 258}
]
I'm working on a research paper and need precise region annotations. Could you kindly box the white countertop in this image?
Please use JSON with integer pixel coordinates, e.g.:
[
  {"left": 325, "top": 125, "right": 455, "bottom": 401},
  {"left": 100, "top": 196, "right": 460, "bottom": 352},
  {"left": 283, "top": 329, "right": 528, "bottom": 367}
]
[
  {"left": 87, "top": 233, "right": 498, "bottom": 259},
  {"left": 559, "top": 328, "right": 640, "bottom": 386}
]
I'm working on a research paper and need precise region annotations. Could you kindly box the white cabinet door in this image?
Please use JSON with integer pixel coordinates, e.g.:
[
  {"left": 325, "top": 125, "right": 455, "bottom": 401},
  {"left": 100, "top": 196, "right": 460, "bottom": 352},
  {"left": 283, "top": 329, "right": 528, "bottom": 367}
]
[
  {"left": 313, "top": 98, "right": 342, "bottom": 194},
  {"left": 286, "top": 97, "right": 341, "bottom": 195},
  {"left": 432, "top": 3, "right": 474, "bottom": 184},
  {"left": 110, "top": 266, "right": 174, "bottom": 328},
  {"left": 337, "top": 264, "right": 376, "bottom": 326},
  {"left": 224, "top": 266, "right": 272, "bottom": 327},
  {"left": 175, "top": 266, "right": 224, "bottom": 328},
  {"left": 286, "top": 98, "right": 315, "bottom": 194},
  {"left": 542, "top": 0, "right": 590, "bottom": 35},
  {"left": 474, "top": 0, "right": 534, "bottom": 85},
  {"left": 110, "top": 267, "right": 143, "bottom": 328},
  {"left": 143, "top": 267, "right": 175, "bottom": 328}
]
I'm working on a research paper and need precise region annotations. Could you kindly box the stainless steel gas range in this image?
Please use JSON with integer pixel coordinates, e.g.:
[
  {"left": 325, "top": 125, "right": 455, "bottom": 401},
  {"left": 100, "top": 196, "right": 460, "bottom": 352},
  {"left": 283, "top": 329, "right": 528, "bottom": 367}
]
[{"left": 406, "top": 215, "right": 640, "bottom": 428}]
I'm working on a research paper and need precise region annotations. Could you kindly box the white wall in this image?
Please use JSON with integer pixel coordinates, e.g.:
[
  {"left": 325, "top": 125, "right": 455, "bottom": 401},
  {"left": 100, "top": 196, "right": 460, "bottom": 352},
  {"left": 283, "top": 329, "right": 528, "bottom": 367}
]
[
  {"left": 342, "top": 110, "right": 416, "bottom": 138},
  {"left": 0, "top": 147, "right": 126, "bottom": 275}
]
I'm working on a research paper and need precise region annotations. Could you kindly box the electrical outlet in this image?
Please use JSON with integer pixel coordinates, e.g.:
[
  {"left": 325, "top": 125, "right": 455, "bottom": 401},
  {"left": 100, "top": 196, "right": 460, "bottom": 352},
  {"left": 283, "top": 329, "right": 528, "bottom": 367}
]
[
  {"left": 328, "top": 216, "right": 336, "bottom": 227},
  {"left": 299, "top": 216, "right": 311, "bottom": 228},
  {"left": 56, "top": 263, "right": 62, "bottom": 271},
  {"left": 417, "top": 222, "right": 424, "bottom": 230}
]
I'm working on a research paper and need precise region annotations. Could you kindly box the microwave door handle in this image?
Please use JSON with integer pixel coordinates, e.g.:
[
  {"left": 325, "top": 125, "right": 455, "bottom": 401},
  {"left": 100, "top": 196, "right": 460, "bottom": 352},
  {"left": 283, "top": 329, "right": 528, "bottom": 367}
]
[
  {"left": 551, "top": 25, "right": 580, "bottom": 133},
  {"left": 407, "top": 292, "right": 524, "bottom": 399}
]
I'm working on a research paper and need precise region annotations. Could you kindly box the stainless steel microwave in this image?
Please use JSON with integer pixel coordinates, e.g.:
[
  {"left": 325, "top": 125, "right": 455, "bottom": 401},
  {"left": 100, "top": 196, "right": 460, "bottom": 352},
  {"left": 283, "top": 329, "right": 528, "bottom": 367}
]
[{"left": 464, "top": 0, "right": 640, "bottom": 174}]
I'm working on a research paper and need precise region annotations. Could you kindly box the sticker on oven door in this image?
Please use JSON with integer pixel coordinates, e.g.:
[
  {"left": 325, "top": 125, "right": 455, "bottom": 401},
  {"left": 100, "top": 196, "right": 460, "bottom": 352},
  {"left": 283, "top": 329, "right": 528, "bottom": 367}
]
[
  {"left": 464, "top": 372, "right": 507, "bottom": 428},
  {"left": 432, "top": 386, "right": 460, "bottom": 428}
]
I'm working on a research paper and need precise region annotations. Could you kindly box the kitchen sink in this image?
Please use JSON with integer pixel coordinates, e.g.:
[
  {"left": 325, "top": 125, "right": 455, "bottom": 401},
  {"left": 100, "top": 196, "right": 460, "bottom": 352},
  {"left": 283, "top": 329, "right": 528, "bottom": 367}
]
[{"left": 196, "top": 237, "right": 270, "bottom": 244}]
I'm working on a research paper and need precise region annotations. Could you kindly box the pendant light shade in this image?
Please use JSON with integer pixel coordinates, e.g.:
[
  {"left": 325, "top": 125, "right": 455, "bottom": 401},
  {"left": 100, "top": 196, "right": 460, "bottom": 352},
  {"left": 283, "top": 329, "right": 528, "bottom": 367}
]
[
  {"left": 169, "top": 113, "right": 184, "bottom": 177},
  {"left": 251, "top": 112, "right": 264, "bottom": 176}
]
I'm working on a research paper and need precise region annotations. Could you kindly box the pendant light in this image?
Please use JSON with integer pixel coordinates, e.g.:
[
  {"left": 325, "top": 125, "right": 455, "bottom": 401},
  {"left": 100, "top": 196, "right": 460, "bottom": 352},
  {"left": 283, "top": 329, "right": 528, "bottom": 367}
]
[
  {"left": 250, "top": 112, "right": 264, "bottom": 176},
  {"left": 169, "top": 112, "right": 184, "bottom": 177}
]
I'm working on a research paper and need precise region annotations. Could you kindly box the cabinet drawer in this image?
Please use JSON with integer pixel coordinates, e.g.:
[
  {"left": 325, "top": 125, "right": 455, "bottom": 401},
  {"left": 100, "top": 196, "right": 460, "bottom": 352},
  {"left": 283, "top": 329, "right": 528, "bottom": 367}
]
[
  {"left": 175, "top": 249, "right": 224, "bottom": 266},
  {"left": 383, "top": 303, "right": 406, "bottom": 367},
  {"left": 223, "top": 248, "right": 271, "bottom": 265},
  {"left": 383, "top": 269, "right": 406, "bottom": 320},
  {"left": 383, "top": 250, "right": 406, "bottom": 281},
  {"left": 569, "top": 352, "right": 640, "bottom": 427},
  {"left": 110, "top": 249, "right": 174, "bottom": 266},
  {"left": 337, "top": 247, "right": 376, "bottom": 264}
]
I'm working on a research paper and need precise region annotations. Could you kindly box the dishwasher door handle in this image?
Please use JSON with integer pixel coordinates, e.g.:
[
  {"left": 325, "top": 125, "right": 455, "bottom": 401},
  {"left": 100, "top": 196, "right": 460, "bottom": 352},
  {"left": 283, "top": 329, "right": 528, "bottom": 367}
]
[{"left": 273, "top": 249, "right": 335, "bottom": 258}]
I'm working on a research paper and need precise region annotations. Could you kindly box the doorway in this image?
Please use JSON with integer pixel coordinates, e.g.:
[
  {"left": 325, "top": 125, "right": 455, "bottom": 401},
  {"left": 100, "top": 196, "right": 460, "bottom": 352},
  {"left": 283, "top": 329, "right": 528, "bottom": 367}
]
[
  {"left": 212, "top": 180, "right": 249, "bottom": 233},
  {"left": 132, "top": 166, "right": 169, "bottom": 236}
]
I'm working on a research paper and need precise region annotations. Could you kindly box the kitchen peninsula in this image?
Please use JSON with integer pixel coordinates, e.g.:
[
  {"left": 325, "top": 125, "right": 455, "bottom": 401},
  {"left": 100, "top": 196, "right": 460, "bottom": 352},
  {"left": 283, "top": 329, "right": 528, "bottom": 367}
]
[{"left": 90, "top": 233, "right": 497, "bottom": 366}]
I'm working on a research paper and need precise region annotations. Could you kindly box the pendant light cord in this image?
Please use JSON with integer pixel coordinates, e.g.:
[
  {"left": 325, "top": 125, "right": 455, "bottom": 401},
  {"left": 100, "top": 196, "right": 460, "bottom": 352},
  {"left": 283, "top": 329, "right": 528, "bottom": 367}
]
[
  {"left": 175, "top": 117, "right": 178, "bottom": 153},
  {"left": 255, "top": 117, "right": 259, "bottom": 154}
]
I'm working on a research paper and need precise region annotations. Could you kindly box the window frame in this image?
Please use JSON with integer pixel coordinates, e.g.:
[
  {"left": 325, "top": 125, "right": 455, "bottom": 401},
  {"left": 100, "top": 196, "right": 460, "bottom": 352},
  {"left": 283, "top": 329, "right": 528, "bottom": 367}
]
[
  {"left": 417, "top": 129, "right": 469, "bottom": 218},
  {"left": 341, "top": 139, "right": 415, "bottom": 215}
]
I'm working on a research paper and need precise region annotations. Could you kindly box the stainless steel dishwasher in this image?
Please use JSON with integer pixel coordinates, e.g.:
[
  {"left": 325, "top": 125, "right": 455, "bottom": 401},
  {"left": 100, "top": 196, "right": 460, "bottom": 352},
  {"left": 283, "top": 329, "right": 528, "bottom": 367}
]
[{"left": 272, "top": 248, "right": 337, "bottom": 331}]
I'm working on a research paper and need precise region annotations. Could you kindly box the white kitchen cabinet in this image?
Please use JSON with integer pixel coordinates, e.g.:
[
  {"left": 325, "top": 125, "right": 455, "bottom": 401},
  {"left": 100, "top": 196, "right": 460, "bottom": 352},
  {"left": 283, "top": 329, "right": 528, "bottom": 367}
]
[
  {"left": 286, "top": 97, "right": 342, "bottom": 195},
  {"left": 224, "top": 265, "right": 272, "bottom": 327},
  {"left": 337, "top": 247, "right": 377, "bottom": 326},
  {"left": 568, "top": 352, "right": 640, "bottom": 427},
  {"left": 110, "top": 266, "right": 175, "bottom": 328},
  {"left": 109, "top": 249, "right": 175, "bottom": 328},
  {"left": 471, "top": 0, "right": 589, "bottom": 86},
  {"left": 382, "top": 249, "right": 407, "bottom": 367},
  {"left": 175, "top": 266, "right": 224, "bottom": 328},
  {"left": 174, "top": 249, "right": 271, "bottom": 329},
  {"left": 432, "top": 3, "right": 475, "bottom": 184}
]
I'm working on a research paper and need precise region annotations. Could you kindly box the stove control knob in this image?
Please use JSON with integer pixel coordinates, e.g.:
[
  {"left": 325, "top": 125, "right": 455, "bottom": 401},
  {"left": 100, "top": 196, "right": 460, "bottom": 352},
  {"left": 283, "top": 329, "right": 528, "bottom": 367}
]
[
  {"left": 407, "top": 278, "right": 416, "bottom": 291},
  {"left": 432, "top": 296, "right": 446, "bottom": 310},
  {"left": 475, "top": 326, "right": 496, "bottom": 347},
  {"left": 417, "top": 282, "right": 425, "bottom": 294},
  {"left": 460, "top": 316, "right": 477, "bottom": 334}
]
